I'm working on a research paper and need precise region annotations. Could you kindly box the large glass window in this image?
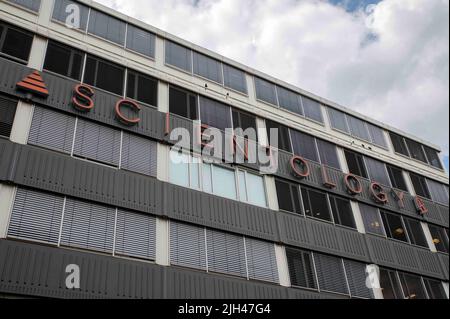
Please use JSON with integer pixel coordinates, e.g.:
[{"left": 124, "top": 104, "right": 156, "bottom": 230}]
[
  {"left": 0, "top": 22, "right": 33, "bottom": 62},
  {"left": 405, "top": 138, "right": 427, "bottom": 163},
  {"left": 389, "top": 132, "right": 410, "bottom": 157},
  {"left": 379, "top": 268, "right": 403, "bottom": 299},
  {"left": 277, "top": 86, "right": 303, "bottom": 116},
  {"left": 84, "top": 55, "right": 125, "bottom": 96},
  {"left": 237, "top": 170, "right": 267, "bottom": 207},
  {"left": 409, "top": 173, "right": 431, "bottom": 199},
  {"left": 423, "top": 278, "right": 447, "bottom": 299},
  {"left": 328, "top": 108, "right": 349, "bottom": 133},
  {"left": 403, "top": 218, "right": 428, "bottom": 248},
  {"left": 266, "top": 120, "right": 292, "bottom": 153},
  {"left": 329, "top": 195, "right": 356, "bottom": 229},
  {"left": 275, "top": 179, "right": 302, "bottom": 214},
  {"left": 127, "top": 70, "right": 158, "bottom": 106},
  {"left": 6, "top": 0, "right": 41, "bottom": 12},
  {"left": 426, "top": 179, "right": 449, "bottom": 205},
  {"left": 255, "top": 77, "right": 277, "bottom": 106},
  {"left": 301, "top": 187, "right": 332, "bottom": 222},
  {"left": 314, "top": 253, "right": 349, "bottom": 295},
  {"left": 212, "top": 165, "right": 237, "bottom": 200},
  {"left": 286, "top": 248, "right": 317, "bottom": 289},
  {"left": 428, "top": 225, "right": 449, "bottom": 253},
  {"left": 367, "top": 123, "right": 387, "bottom": 148},
  {"left": 317, "top": 139, "right": 340, "bottom": 170},
  {"left": 126, "top": 24, "right": 155, "bottom": 58},
  {"left": 88, "top": 9, "right": 126, "bottom": 45},
  {"left": 199, "top": 97, "right": 231, "bottom": 131},
  {"left": 359, "top": 204, "right": 385, "bottom": 236},
  {"left": 43, "top": 40, "right": 84, "bottom": 80},
  {"left": 290, "top": 130, "right": 319, "bottom": 163},
  {"left": 0, "top": 95, "right": 18, "bottom": 138},
  {"left": 386, "top": 165, "right": 408, "bottom": 192},
  {"left": 169, "top": 151, "right": 192, "bottom": 188},
  {"left": 301, "top": 96, "right": 323, "bottom": 123},
  {"left": 232, "top": 110, "right": 258, "bottom": 141},
  {"left": 344, "top": 150, "right": 368, "bottom": 179},
  {"left": 365, "top": 157, "right": 391, "bottom": 187},
  {"left": 165, "top": 40, "right": 192, "bottom": 72},
  {"left": 381, "top": 211, "right": 408, "bottom": 242},
  {"left": 223, "top": 64, "right": 247, "bottom": 94},
  {"left": 423, "top": 146, "right": 443, "bottom": 169},
  {"left": 347, "top": 115, "right": 370, "bottom": 141},
  {"left": 169, "top": 86, "right": 198, "bottom": 120},
  {"left": 52, "top": 0, "right": 89, "bottom": 31},
  {"left": 398, "top": 272, "right": 427, "bottom": 299},
  {"left": 193, "top": 52, "right": 223, "bottom": 84}
]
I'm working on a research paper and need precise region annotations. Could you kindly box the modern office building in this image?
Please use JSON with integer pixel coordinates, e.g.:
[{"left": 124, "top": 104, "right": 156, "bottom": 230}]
[{"left": 0, "top": 0, "right": 448, "bottom": 299}]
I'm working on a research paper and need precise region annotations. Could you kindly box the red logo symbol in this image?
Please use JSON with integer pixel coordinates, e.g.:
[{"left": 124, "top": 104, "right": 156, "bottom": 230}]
[{"left": 16, "top": 70, "right": 49, "bottom": 98}]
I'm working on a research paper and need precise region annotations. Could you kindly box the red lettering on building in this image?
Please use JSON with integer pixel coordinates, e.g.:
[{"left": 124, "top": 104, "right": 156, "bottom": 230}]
[
  {"left": 370, "top": 182, "right": 388, "bottom": 204},
  {"left": 321, "top": 166, "right": 336, "bottom": 189},
  {"left": 344, "top": 174, "right": 363, "bottom": 195},
  {"left": 16, "top": 70, "right": 49, "bottom": 98},
  {"left": 72, "top": 84, "right": 94, "bottom": 112},
  {"left": 290, "top": 156, "right": 310, "bottom": 179},
  {"left": 415, "top": 197, "right": 429, "bottom": 215},
  {"left": 115, "top": 99, "right": 141, "bottom": 125}
]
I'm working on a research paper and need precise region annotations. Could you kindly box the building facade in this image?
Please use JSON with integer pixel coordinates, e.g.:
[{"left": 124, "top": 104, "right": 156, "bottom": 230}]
[{"left": 0, "top": 0, "right": 448, "bottom": 299}]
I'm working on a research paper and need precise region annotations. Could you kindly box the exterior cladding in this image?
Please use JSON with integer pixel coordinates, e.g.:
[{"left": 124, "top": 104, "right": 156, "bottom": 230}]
[
  {"left": 0, "top": 239, "right": 344, "bottom": 299},
  {"left": 0, "top": 138, "right": 448, "bottom": 281}
]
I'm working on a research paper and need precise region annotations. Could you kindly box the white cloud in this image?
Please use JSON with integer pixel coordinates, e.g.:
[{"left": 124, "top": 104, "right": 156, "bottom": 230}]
[{"left": 95, "top": 0, "right": 449, "bottom": 157}]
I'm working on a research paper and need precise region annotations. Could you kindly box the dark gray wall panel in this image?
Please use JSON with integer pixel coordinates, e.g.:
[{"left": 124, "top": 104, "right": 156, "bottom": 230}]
[
  {"left": 0, "top": 139, "right": 16, "bottom": 180},
  {"left": 438, "top": 253, "right": 449, "bottom": 280}
]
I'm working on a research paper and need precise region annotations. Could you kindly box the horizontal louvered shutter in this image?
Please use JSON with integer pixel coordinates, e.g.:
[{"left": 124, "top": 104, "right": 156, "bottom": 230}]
[
  {"left": 314, "top": 253, "right": 349, "bottom": 295},
  {"left": 344, "top": 260, "right": 373, "bottom": 299},
  {"left": 60, "top": 199, "right": 115, "bottom": 253},
  {"left": 8, "top": 188, "right": 64, "bottom": 244},
  {"left": 0, "top": 95, "right": 17, "bottom": 138},
  {"left": 121, "top": 132, "right": 157, "bottom": 176},
  {"left": 245, "top": 238, "right": 279, "bottom": 283},
  {"left": 74, "top": 119, "right": 121, "bottom": 166},
  {"left": 170, "top": 222, "right": 206, "bottom": 270},
  {"left": 114, "top": 209, "right": 156, "bottom": 260},
  {"left": 286, "top": 248, "right": 317, "bottom": 289},
  {"left": 28, "top": 107, "right": 76, "bottom": 153},
  {"left": 206, "top": 229, "right": 247, "bottom": 278}
]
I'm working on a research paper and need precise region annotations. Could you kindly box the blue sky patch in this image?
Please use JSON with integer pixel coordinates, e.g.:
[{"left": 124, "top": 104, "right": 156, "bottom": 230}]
[{"left": 329, "top": 0, "right": 382, "bottom": 12}]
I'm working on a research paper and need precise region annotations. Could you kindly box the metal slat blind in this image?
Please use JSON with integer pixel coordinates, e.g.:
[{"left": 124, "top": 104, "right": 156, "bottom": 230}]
[
  {"left": 121, "top": 132, "right": 157, "bottom": 176},
  {"left": 74, "top": 119, "right": 121, "bottom": 166},
  {"left": 206, "top": 229, "right": 247, "bottom": 278},
  {"left": 28, "top": 107, "right": 76, "bottom": 153},
  {"left": 8, "top": 188, "right": 64, "bottom": 244},
  {"left": 0, "top": 95, "right": 17, "bottom": 138},
  {"left": 245, "top": 238, "right": 279, "bottom": 283},
  {"left": 314, "top": 254, "right": 349, "bottom": 295},
  {"left": 170, "top": 222, "right": 206, "bottom": 270},
  {"left": 286, "top": 248, "right": 317, "bottom": 289},
  {"left": 60, "top": 199, "right": 115, "bottom": 253},
  {"left": 344, "top": 260, "right": 373, "bottom": 299},
  {"left": 114, "top": 209, "right": 156, "bottom": 260}
]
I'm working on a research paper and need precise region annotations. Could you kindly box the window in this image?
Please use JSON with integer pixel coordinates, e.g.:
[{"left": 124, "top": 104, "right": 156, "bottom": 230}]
[
  {"left": 232, "top": 110, "right": 258, "bottom": 141},
  {"left": 212, "top": 165, "right": 237, "bottom": 200},
  {"left": 170, "top": 222, "right": 207, "bottom": 270},
  {"left": 365, "top": 157, "right": 391, "bottom": 187},
  {"left": 347, "top": 115, "right": 370, "bottom": 141},
  {"left": 169, "top": 150, "right": 192, "bottom": 188},
  {"left": 88, "top": 9, "right": 126, "bottom": 45},
  {"left": 381, "top": 211, "right": 408, "bottom": 242},
  {"left": 359, "top": 204, "right": 385, "bottom": 236},
  {"left": 301, "top": 187, "right": 332, "bottom": 222},
  {"left": 328, "top": 108, "right": 349, "bottom": 133},
  {"left": 367, "top": 123, "right": 387, "bottom": 148},
  {"left": 423, "top": 146, "right": 443, "bottom": 169},
  {"left": 73, "top": 119, "right": 122, "bottom": 166},
  {"left": 169, "top": 86, "right": 198, "bottom": 120},
  {"left": 314, "top": 254, "right": 349, "bottom": 295},
  {"left": 8, "top": 188, "right": 64, "bottom": 244},
  {"left": 52, "top": 0, "right": 89, "bottom": 31},
  {"left": 245, "top": 238, "right": 279, "bottom": 283},
  {"left": 126, "top": 24, "right": 155, "bottom": 58},
  {"left": 237, "top": 171, "right": 267, "bottom": 207},
  {"left": 390, "top": 132, "right": 409, "bottom": 157},
  {"left": 344, "top": 150, "right": 368, "bottom": 179},
  {"left": 429, "top": 225, "right": 449, "bottom": 253},
  {"left": 44, "top": 40, "right": 84, "bottom": 80},
  {"left": 317, "top": 139, "right": 341, "bottom": 170},
  {"left": 266, "top": 120, "right": 292, "bottom": 153},
  {"left": 193, "top": 52, "right": 223, "bottom": 84},
  {"left": 301, "top": 96, "right": 323, "bottom": 123},
  {"left": 329, "top": 196, "right": 356, "bottom": 229},
  {"left": 405, "top": 138, "right": 427, "bottom": 163},
  {"left": 165, "top": 40, "right": 192, "bottom": 72},
  {"left": 275, "top": 179, "right": 302, "bottom": 214},
  {"left": 121, "top": 133, "right": 157, "bottom": 176},
  {"left": 6, "top": 0, "right": 40, "bottom": 12},
  {"left": 344, "top": 260, "right": 374, "bottom": 299},
  {"left": 386, "top": 165, "right": 408, "bottom": 192},
  {"left": 0, "top": 22, "right": 33, "bottom": 62},
  {"left": 127, "top": 70, "right": 158, "bottom": 106},
  {"left": 398, "top": 272, "right": 427, "bottom": 299},
  {"left": 409, "top": 173, "right": 431, "bottom": 199},
  {"left": 0, "top": 95, "right": 18, "bottom": 138},
  {"left": 403, "top": 218, "right": 428, "bottom": 248},
  {"left": 277, "top": 86, "right": 303, "bottom": 116},
  {"left": 84, "top": 55, "right": 125, "bottom": 95},
  {"left": 286, "top": 248, "right": 317, "bottom": 289},
  {"left": 290, "top": 130, "right": 319, "bottom": 163},
  {"left": 255, "top": 77, "right": 277, "bottom": 105},
  {"left": 199, "top": 97, "right": 231, "bottom": 131},
  {"left": 379, "top": 268, "right": 403, "bottom": 299},
  {"left": 426, "top": 179, "right": 449, "bottom": 205},
  {"left": 423, "top": 278, "right": 447, "bottom": 299},
  {"left": 223, "top": 64, "right": 247, "bottom": 94}
]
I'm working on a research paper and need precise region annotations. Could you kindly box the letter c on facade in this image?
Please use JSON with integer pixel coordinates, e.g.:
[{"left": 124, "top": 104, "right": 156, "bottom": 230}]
[{"left": 115, "top": 99, "right": 141, "bottom": 125}]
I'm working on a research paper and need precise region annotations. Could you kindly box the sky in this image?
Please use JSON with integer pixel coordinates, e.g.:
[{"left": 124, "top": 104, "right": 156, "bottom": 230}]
[{"left": 96, "top": 0, "right": 449, "bottom": 173}]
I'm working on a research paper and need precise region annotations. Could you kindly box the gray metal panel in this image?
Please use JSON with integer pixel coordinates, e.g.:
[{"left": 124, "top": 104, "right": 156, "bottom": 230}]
[
  {"left": 245, "top": 238, "right": 279, "bottom": 284},
  {"left": 343, "top": 260, "right": 373, "bottom": 299},
  {"left": 313, "top": 253, "right": 349, "bottom": 295},
  {"left": 28, "top": 107, "right": 76, "bottom": 154},
  {"left": 121, "top": 132, "right": 157, "bottom": 176},
  {"left": 438, "top": 253, "right": 449, "bottom": 280},
  {"left": 115, "top": 210, "right": 156, "bottom": 260},
  {"left": 8, "top": 188, "right": 64, "bottom": 244},
  {"left": 169, "top": 221, "right": 206, "bottom": 270}
]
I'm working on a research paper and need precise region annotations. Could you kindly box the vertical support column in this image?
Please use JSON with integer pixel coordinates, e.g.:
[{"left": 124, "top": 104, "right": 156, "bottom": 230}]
[
  {"left": 321, "top": 105, "right": 331, "bottom": 130},
  {"left": 155, "top": 218, "right": 170, "bottom": 266},
  {"left": 350, "top": 201, "right": 366, "bottom": 234},
  {"left": 443, "top": 282, "right": 449, "bottom": 299},
  {"left": 336, "top": 147, "right": 349, "bottom": 173},
  {"left": 383, "top": 130, "right": 395, "bottom": 154},
  {"left": 155, "top": 36, "right": 165, "bottom": 70},
  {"left": 158, "top": 81, "right": 169, "bottom": 113},
  {"left": 10, "top": 100, "right": 34, "bottom": 145},
  {"left": 265, "top": 176, "right": 279, "bottom": 211},
  {"left": 27, "top": 36, "right": 47, "bottom": 70},
  {"left": 246, "top": 74, "right": 256, "bottom": 106},
  {"left": 0, "top": 184, "right": 16, "bottom": 239},
  {"left": 403, "top": 171, "right": 416, "bottom": 196},
  {"left": 421, "top": 222, "right": 438, "bottom": 252},
  {"left": 157, "top": 144, "right": 170, "bottom": 182},
  {"left": 37, "top": 0, "right": 54, "bottom": 26},
  {"left": 274, "top": 245, "right": 290, "bottom": 287}
]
